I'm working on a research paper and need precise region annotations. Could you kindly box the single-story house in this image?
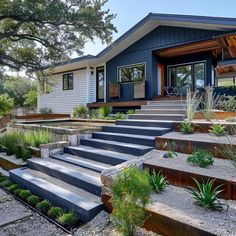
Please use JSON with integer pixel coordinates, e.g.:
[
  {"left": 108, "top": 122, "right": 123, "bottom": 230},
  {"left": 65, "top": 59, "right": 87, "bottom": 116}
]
[{"left": 38, "top": 13, "right": 236, "bottom": 114}]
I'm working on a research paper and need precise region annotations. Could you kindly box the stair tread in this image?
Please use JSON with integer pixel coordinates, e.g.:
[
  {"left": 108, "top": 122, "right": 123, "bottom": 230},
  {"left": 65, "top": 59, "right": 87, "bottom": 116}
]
[
  {"left": 28, "top": 157, "right": 101, "bottom": 185},
  {"left": 10, "top": 168, "right": 102, "bottom": 209},
  {"left": 95, "top": 131, "right": 155, "bottom": 140},
  {"left": 81, "top": 138, "right": 153, "bottom": 150},
  {"left": 51, "top": 153, "right": 113, "bottom": 170},
  {"left": 119, "top": 119, "right": 174, "bottom": 123},
  {"left": 104, "top": 125, "right": 170, "bottom": 131},
  {"left": 129, "top": 114, "right": 185, "bottom": 117}
]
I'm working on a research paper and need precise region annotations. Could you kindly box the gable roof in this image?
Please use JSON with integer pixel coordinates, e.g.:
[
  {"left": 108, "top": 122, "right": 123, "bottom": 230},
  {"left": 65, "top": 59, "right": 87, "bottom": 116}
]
[{"left": 46, "top": 13, "right": 236, "bottom": 73}]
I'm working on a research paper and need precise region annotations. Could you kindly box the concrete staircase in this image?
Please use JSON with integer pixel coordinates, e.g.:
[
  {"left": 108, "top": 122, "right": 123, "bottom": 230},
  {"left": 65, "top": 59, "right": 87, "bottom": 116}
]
[{"left": 9, "top": 99, "right": 181, "bottom": 222}]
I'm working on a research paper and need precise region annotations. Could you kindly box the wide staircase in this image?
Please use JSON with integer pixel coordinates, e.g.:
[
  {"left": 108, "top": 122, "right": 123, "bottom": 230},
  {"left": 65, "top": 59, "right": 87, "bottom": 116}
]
[{"left": 9, "top": 100, "right": 185, "bottom": 222}]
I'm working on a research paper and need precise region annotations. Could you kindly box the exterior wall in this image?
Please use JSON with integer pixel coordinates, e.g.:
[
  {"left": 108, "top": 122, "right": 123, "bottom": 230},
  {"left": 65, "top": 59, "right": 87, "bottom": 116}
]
[
  {"left": 106, "top": 25, "right": 225, "bottom": 101},
  {"left": 38, "top": 68, "right": 93, "bottom": 114}
]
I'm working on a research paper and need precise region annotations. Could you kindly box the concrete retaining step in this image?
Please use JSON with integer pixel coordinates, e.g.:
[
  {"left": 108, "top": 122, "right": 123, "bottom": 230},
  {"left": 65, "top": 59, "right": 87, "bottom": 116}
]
[
  {"left": 28, "top": 158, "right": 102, "bottom": 196},
  {"left": 128, "top": 114, "right": 185, "bottom": 121},
  {"left": 142, "top": 104, "right": 186, "bottom": 110},
  {"left": 135, "top": 109, "right": 186, "bottom": 115},
  {"left": 147, "top": 100, "right": 186, "bottom": 105},
  {"left": 9, "top": 168, "right": 103, "bottom": 222},
  {"left": 116, "top": 119, "right": 173, "bottom": 128}
]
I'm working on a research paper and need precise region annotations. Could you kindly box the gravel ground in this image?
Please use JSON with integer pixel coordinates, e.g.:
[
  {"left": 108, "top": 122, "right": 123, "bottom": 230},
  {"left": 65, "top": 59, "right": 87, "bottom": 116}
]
[
  {"left": 144, "top": 149, "right": 236, "bottom": 180},
  {"left": 74, "top": 211, "right": 158, "bottom": 236},
  {"left": 148, "top": 186, "right": 236, "bottom": 236}
]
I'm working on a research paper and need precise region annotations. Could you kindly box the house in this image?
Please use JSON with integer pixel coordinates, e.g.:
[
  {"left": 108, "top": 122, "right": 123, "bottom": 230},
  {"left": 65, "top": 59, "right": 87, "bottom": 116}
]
[{"left": 38, "top": 13, "right": 236, "bottom": 114}]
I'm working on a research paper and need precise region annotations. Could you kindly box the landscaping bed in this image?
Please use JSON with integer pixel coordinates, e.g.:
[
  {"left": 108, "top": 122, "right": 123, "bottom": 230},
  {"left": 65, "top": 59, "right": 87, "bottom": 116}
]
[
  {"left": 144, "top": 150, "right": 236, "bottom": 200},
  {"left": 0, "top": 152, "right": 26, "bottom": 171}
]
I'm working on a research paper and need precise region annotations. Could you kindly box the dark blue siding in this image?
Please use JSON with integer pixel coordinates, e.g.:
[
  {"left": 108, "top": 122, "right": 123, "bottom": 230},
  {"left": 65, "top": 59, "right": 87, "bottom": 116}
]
[{"left": 106, "top": 25, "right": 225, "bottom": 101}]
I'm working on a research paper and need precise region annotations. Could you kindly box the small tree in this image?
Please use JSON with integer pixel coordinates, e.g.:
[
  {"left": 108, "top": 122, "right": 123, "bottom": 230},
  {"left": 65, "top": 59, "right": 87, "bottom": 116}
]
[
  {"left": 0, "top": 93, "right": 14, "bottom": 117},
  {"left": 24, "top": 90, "right": 37, "bottom": 109}
]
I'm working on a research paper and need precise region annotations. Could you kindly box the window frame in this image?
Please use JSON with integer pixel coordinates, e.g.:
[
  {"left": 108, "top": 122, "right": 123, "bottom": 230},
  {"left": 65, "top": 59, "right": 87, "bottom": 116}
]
[
  {"left": 117, "top": 62, "right": 146, "bottom": 83},
  {"left": 62, "top": 73, "right": 74, "bottom": 91}
]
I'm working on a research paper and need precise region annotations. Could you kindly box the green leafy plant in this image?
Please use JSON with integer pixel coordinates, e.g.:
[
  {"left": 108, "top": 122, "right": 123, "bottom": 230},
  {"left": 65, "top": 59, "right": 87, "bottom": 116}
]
[
  {"left": 218, "top": 95, "right": 236, "bottom": 112},
  {"left": 0, "top": 179, "right": 13, "bottom": 188},
  {"left": 149, "top": 170, "right": 169, "bottom": 193},
  {"left": 14, "top": 188, "right": 23, "bottom": 196},
  {"left": 0, "top": 93, "right": 14, "bottom": 116},
  {"left": 48, "top": 207, "right": 64, "bottom": 219},
  {"left": 27, "top": 195, "right": 40, "bottom": 206},
  {"left": 110, "top": 81, "right": 120, "bottom": 86},
  {"left": 127, "top": 109, "right": 135, "bottom": 115},
  {"left": 115, "top": 112, "right": 125, "bottom": 120},
  {"left": 88, "top": 109, "right": 98, "bottom": 119},
  {"left": 0, "top": 175, "right": 7, "bottom": 182},
  {"left": 209, "top": 124, "right": 225, "bottom": 136},
  {"left": 7, "top": 184, "right": 19, "bottom": 193},
  {"left": 180, "top": 122, "right": 194, "bottom": 134},
  {"left": 19, "top": 190, "right": 32, "bottom": 200},
  {"left": 187, "top": 150, "right": 214, "bottom": 168},
  {"left": 110, "top": 167, "right": 152, "bottom": 236},
  {"left": 187, "top": 178, "right": 226, "bottom": 211},
  {"left": 36, "top": 200, "right": 51, "bottom": 213},
  {"left": 57, "top": 212, "right": 77, "bottom": 226},
  {"left": 73, "top": 106, "right": 87, "bottom": 118},
  {"left": 98, "top": 106, "right": 112, "bottom": 119}
]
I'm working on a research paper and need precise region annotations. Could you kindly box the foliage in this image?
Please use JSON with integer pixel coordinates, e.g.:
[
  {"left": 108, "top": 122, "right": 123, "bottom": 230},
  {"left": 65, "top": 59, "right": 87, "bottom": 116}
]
[
  {"left": 88, "top": 109, "right": 98, "bottom": 119},
  {"left": 24, "top": 90, "right": 38, "bottom": 109},
  {"left": 0, "top": 179, "right": 13, "bottom": 188},
  {"left": 0, "top": 93, "right": 14, "bottom": 116},
  {"left": 110, "top": 81, "right": 120, "bottom": 86},
  {"left": 0, "top": 0, "right": 116, "bottom": 73},
  {"left": 73, "top": 106, "right": 87, "bottom": 118},
  {"left": 110, "top": 167, "right": 152, "bottom": 236},
  {"left": 0, "top": 175, "right": 7, "bottom": 182},
  {"left": 36, "top": 200, "right": 51, "bottom": 213},
  {"left": 19, "top": 190, "right": 32, "bottom": 200},
  {"left": 14, "top": 188, "right": 23, "bottom": 196},
  {"left": 48, "top": 207, "right": 64, "bottom": 219},
  {"left": 218, "top": 95, "right": 236, "bottom": 112},
  {"left": 209, "top": 124, "right": 225, "bottom": 136},
  {"left": 39, "top": 107, "right": 52, "bottom": 114},
  {"left": 98, "top": 106, "right": 112, "bottom": 119},
  {"left": 27, "top": 195, "right": 40, "bottom": 206},
  {"left": 186, "top": 88, "right": 200, "bottom": 121},
  {"left": 187, "top": 150, "right": 214, "bottom": 168},
  {"left": 7, "top": 184, "right": 19, "bottom": 193},
  {"left": 149, "top": 170, "right": 169, "bottom": 193},
  {"left": 180, "top": 122, "right": 194, "bottom": 134},
  {"left": 57, "top": 212, "right": 77, "bottom": 226},
  {"left": 115, "top": 112, "right": 125, "bottom": 120},
  {"left": 187, "top": 178, "right": 226, "bottom": 211},
  {"left": 127, "top": 110, "right": 135, "bottom": 115}
]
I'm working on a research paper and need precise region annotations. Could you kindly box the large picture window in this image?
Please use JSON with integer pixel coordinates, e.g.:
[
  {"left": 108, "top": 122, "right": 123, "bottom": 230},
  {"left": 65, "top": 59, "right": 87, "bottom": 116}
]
[
  {"left": 63, "top": 73, "right": 73, "bottom": 90},
  {"left": 119, "top": 63, "right": 145, "bottom": 82}
]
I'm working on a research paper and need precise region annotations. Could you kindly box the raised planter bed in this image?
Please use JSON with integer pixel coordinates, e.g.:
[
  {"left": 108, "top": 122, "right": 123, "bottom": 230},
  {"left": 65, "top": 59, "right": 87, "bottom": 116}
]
[
  {"left": 144, "top": 150, "right": 236, "bottom": 200},
  {"left": 0, "top": 152, "right": 26, "bottom": 171},
  {"left": 194, "top": 111, "right": 236, "bottom": 120},
  {"left": 134, "top": 80, "right": 146, "bottom": 99},
  {"left": 108, "top": 83, "right": 120, "bottom": 98}
]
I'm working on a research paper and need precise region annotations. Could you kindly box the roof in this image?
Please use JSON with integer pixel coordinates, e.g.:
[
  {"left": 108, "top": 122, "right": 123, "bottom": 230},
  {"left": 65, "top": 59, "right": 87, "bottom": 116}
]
[{"left": 45, "top": 13, "right": 236, "bottom": 72}]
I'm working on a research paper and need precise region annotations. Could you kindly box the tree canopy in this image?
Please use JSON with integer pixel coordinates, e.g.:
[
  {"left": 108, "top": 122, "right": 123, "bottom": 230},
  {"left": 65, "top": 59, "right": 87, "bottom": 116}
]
[{"left": 0, "top": 0, "right": 116, "bottom": 74}]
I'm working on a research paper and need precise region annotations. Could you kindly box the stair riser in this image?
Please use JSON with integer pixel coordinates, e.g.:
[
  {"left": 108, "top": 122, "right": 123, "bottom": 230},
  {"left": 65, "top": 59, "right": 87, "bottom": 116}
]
[
  {"left": 136, "top": 110, "right": 186, "bottom": 115},
  {"left": 116, "top": 120, "right": 173, "bottom": 128},
  {"left": 142, "top": 105, "right": 186, "bottom": 109},
  {"left": 10, "top": 171, "right": 103, "bottom": 222},
  {"left": 28, "top": 160, "right": 101, "bottom": 196},
  {"left": 102, "top": 126, "right": 169, "bottom": 136},
  {"left": 128, "top": 115, "right": 185, "bottom": 121},
  {"left": 80, "top": 139, "right": 152, "bottom": 156},
  {"left": 64, "top": 146, "right": 125, "bottom": 165},
  {"left": 92, "top": 133, "right": 155, "bottom": 147}
]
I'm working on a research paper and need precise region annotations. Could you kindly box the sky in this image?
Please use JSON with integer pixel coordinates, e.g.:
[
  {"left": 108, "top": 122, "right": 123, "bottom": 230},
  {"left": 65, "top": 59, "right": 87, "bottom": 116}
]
[{"left": 82, "top": 0, "right": 236, "bottom": 56}]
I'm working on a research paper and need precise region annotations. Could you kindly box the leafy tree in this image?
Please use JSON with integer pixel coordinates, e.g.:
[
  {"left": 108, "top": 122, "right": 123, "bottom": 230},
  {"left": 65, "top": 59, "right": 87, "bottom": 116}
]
[
  {"left": 0, "top": 0, "right": 116, "bottom": 74},
  {"left": 24, "top": 90, "right": 37, "bottom": 109},
  {"left": 0, "top": 93, "right": 14, "bottom": 116}
]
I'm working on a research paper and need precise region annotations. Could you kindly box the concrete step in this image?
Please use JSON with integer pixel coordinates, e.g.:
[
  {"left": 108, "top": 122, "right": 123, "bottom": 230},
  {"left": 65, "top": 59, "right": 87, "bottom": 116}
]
[
  {"left": 64, "top": 145, "right": 135, "bottom": 165},
  {"left": 142, "top": 104, "right": 186, "bottom": 109},
  {"left": 102, "top": 125, "right": 170, "bottom": 136},
  {"left": 128, "top": 114, "right": 185, "bottom": 121},
  {"left": 9, "top": 168, "right": 103, "bottom": 222},
  {"left": 116, "top": 119, "right": 173, "bottom": 128},
  {"left": 92, "top": 132, "right": 155, "bottom": 147},
  {"left": 80, "top": 138, "right": 153, "bottom": 156},
  {"left": 147, "top": 100, "right": 186, "bottom": 105},
  {"left": 136, "top": 109, "right": 186, "bottom": 115},
  {"left": 27, "top": 158, "right": 102, "bottom": 196},
  {"left": 50, "top": 153, "right": 112, "bottom": 173}
]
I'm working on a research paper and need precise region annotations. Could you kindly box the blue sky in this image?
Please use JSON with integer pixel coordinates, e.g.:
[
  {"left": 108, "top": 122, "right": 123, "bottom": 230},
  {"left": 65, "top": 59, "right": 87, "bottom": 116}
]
[{"left": 82, "top": 0, "right": 236, "bottom": 56}]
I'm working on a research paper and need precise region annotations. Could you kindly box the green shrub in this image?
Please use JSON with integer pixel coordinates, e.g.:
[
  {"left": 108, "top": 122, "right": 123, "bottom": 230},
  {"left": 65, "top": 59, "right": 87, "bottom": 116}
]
[
  {"left": 187, "top": 178, "right": 226, "bottom": 211},
  {"left": 0, "top": 175, "right": 7, "bottom": 182},
  {"left": 57, "top": 212, "right": 77, "bottom": 226},
  {"left": 110, "top": 167, "right": 152, "bottom": 236},
  {"left": 98, "top": 106, "right": 112, "bottom": 119},
  {"left": 127, "top": 110, "right": 135, "bottom": 115},
  {"left": 218, "top": 95, "right": 236, "bottom": 112},
  {"left": 14, "top": 188, "right": 23, "bottom": 196},
  {"left": 180, "top": 122, "right": 194, "bottom": 134},
  {"left": 187, "top": 150, "right": 214, "bottom": 168},
  {"left": 73, "top": 106, "right": 87, "bottom": 118},
  {"left": 0, "top": 93, "right": 14, "bottom": 116},
  {"left": 115, "top": 112, "right": 125, "bottom": 120},
  {"left": 88, "top": 109, "right": 98, "bottom": 119},
  {"left": 48, "top": 207, "right": 64, "bottom": 219},
  {"left": 209, "top": 124, "right": 225, "bottom": 136},
  {"left": 36, "top": 200, "right": 51, "bottom": 213},
  {"left": 0, "top": 180, "right": 13, "bottom": 188},
  {"left": 149, "top": 170, "right": 169, "bottom": 193},
  {"left": 27, "top": 195, "right": 40, "bottom": 206},
  {"left": 7, "top": 184, "right": 19, "bottom": 193},
  {"left": 19, "top": 190, "right": 32, "bottom": 200}
]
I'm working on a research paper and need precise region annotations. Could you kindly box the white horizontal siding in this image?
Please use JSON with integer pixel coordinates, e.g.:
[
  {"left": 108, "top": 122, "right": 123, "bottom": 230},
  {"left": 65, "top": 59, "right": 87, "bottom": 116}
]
[{"left": 38, "top": 69, "right": 88, "bottom": 114}]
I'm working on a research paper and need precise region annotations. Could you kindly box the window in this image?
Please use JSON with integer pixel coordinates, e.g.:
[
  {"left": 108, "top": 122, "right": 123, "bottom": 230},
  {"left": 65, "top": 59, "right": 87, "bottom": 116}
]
[
  {"left": 119, "top": 63, "right": 145, "bottom": 82},
  {"left": 63, "top": 73, "right": 73, "bottom": 90}
]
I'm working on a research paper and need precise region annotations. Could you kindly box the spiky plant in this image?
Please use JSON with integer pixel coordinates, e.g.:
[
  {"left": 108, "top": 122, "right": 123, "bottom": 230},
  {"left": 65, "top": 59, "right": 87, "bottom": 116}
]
[
  {"left": 209, "top": 124, "right": 225, "bottom": 136},
  {"left": 98, "top": 106, "right": 112, "bottom": 119},
  {"left": 149, "top": 170, "right": 169, "bottom": 193},
  {"left": 187, "top": 150, "right": 214, "bottom": 168},
  {"left": 180, "top": 121, "right": 194, "bottom": 134}
]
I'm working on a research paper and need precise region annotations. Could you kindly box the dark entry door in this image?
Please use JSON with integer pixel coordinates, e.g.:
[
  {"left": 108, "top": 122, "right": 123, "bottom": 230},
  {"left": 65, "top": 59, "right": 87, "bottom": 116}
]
[{"left": 96, "top": 67, "right": 105, "bottom": 102}]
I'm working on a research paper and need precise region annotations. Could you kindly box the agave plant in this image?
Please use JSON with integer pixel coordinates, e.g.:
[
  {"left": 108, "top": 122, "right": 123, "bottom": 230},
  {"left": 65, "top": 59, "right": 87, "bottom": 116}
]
[
  {"left": 149, "top": 170, "right": 169, "bottom": 193},
  {"left": 187, "top": 178, "right": 227, "bottom": 211},
  {"left": 180, "top": 121, "right": 194, "bottom": 134},
  {"left": 209, "top": 123, "right": 225, "bottom": 136}
]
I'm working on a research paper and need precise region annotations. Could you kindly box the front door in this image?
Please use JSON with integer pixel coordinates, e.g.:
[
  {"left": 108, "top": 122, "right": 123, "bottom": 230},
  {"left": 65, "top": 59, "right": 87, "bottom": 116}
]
[{"left": 96, "top": 67, "right": 105, "bottom": 102}]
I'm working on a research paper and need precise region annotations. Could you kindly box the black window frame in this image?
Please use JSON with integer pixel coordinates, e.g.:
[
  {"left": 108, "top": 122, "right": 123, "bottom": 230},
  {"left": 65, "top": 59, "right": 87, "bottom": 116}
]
[{"left": 62, "top": 73, "right": 74, "bottom": 90}]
